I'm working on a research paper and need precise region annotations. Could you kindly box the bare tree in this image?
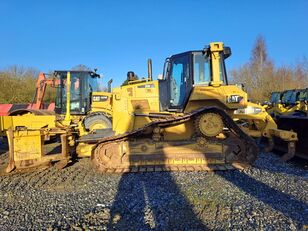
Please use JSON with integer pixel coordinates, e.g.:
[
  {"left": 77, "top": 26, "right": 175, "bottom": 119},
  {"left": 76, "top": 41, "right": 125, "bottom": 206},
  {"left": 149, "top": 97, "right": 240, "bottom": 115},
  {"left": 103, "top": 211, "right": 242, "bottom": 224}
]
[
  {"left": 251, "top": 35, "right": 269, "bottom": 71},
  {"left": 231, "top": 35, "right": 308, "bottom": 102},
  {"left": 0, "top": 66, "right": 39, "bottom": 103}
]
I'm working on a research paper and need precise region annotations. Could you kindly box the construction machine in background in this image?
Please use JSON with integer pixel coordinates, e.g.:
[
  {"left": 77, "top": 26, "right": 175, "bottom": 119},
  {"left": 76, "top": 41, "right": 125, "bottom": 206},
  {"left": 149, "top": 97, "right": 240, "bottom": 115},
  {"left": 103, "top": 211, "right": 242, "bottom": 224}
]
[
  {"left": 0, "top": 71, "right": 113, "bottom": 137},
  {"left": 0, "top": 72, "right": 57, "bottom": 136},
  {"left": 52, "top": 70, "right": 113, "bottom": 132},
  {"left": 0, "top": 72, "right": 56, "bottom": 116},
  {"left": 266, "top": 88, "right": 308, "bottom": 160},
  {"left": 266, "top": 89, "right": 307, "bottom": 117},
  {"left": 265, "top": 91, "right": 282, "bottom": 116},
  {"left": 0, "top": 42, "right": 298, "bottom": 174}
]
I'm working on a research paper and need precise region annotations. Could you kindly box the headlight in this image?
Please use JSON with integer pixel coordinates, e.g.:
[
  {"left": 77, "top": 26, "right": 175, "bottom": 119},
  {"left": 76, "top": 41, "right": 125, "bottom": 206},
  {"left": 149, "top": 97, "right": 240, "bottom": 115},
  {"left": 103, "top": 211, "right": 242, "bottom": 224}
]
[{"left": 234, "top": 106, "right": 263, "bottom": 115}]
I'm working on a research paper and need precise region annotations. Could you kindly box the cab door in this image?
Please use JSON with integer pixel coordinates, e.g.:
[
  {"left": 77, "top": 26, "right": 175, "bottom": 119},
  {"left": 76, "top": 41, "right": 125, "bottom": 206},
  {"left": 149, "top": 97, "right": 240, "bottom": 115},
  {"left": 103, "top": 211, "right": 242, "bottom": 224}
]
[{"left": 168, "top": 53, "right": 192, "bottom": 110}]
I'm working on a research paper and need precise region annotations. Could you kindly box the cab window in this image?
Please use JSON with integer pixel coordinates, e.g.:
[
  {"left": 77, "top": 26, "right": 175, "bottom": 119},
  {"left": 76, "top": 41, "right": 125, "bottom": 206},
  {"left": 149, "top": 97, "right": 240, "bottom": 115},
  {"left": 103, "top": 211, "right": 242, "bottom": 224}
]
[
  {"left": 193, "top": 53, "right": 211, "bottom": 85},
  {"left": 169, "top": 55, "right": 190, "bottom": 107}
]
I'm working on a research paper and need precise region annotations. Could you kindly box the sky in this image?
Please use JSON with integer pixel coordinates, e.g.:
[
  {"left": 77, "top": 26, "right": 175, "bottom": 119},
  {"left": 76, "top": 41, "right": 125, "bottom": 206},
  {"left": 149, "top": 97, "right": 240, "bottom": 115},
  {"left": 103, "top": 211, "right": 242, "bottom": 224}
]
[{"left": 0, "top": 0, "right": 307, "bottom": 87}]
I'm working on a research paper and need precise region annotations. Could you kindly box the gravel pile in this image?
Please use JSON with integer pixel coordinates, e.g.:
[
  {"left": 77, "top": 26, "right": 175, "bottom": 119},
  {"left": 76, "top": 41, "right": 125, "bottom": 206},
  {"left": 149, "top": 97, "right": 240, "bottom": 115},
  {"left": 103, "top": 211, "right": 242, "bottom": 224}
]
[{"left": 0, "top": 150, "right": 307, "bottom": 230}]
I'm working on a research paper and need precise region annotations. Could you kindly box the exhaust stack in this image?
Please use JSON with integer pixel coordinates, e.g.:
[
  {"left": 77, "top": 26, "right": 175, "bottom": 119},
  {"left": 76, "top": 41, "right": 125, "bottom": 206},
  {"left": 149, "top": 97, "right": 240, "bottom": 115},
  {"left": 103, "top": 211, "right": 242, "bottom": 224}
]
[{"left": 147, "top": 59, "right": 152, "bottom": 81}]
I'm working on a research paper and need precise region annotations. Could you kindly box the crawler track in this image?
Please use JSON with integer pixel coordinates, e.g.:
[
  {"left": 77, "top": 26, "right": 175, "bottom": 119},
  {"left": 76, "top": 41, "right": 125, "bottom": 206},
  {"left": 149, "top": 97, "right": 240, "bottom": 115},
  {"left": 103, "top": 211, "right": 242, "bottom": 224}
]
[{"left": 91, "top": 107, "right": 259, "bottom": 173}]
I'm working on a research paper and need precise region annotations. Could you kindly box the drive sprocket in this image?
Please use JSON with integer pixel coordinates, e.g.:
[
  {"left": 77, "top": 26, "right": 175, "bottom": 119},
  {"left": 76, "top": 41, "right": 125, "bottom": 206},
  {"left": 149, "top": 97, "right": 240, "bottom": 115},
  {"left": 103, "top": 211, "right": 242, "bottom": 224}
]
[{"left": 195, "top": 112, "right": 224, "bottom": 137}]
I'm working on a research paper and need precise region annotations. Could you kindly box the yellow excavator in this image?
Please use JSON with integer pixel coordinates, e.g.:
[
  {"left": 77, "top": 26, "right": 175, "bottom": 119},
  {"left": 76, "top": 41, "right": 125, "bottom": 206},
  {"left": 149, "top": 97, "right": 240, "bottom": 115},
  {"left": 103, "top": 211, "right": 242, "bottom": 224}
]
[{"left": 0, "top": 42, "right": 297, "bottom": 174}]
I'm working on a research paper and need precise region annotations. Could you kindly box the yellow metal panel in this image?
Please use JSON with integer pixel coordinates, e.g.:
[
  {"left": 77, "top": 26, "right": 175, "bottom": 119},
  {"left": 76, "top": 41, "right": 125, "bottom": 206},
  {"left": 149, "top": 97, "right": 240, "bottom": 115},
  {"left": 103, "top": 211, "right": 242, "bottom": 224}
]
[
  {"left": 112, "top": 80, "right": 160, "bottom": 134},
  {"left": 0, "top": 116, "right": 13, "bottom": 134},
  {"left": 91, "top": 92, "right": 112, "bottom": 116},
  {"left": 13, "top": 130, "right": 43, "bottom": 161},
  {"left": 186, "top": 85, "right": 247, "bottom": 112},
  {"left": 210, "top": 42, "right": 224, "bottom": 86},
  {"left": 163, "top": 121, "right": 194, "bottom": 140},
  {"left": 0, "top": 115, "right": 56, "bottom": 134},
  {"left": 133, "top": 116, "right": 152, "bottom": 130},
  {"left": 76, "top": 142, "right": 96, "bottom": 157},
  {"left": 65, "top": 71, "right": 71, "bottom": 122},
  {"left": 269, "top": 128, "right": 298, "bottom": 141}
]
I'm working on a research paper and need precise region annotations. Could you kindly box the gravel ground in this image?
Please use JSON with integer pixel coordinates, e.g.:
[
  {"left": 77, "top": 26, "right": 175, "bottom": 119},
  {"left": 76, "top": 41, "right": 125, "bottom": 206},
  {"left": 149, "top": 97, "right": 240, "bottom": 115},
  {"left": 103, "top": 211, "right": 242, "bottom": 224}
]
[{"left": 0, "top": 140, "right": 307, "bottom": 230}]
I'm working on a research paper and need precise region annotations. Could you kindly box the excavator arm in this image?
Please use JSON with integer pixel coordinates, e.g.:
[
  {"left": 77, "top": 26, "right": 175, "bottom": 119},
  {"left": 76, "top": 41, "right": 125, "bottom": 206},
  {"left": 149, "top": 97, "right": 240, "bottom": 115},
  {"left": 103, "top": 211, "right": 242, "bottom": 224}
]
[{"left": 30, "top": 72, "right": 58, "bottom": 110}]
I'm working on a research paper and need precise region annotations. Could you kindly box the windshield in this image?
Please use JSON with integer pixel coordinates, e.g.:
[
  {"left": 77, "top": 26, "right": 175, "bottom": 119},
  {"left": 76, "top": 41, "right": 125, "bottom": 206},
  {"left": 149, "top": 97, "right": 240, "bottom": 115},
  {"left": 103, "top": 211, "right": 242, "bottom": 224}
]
[
  {"left": 298, "top": 89, "right": 308, "bottom": 101},
  {"left": 270, "top": 92, "right": 281, "bottom": 104},
  {"left": 193, "top": 52, "right": 227, "bottom": 85},
  {"left": 289, "top": 91, "right": 298, "bottom": 104},
  {"left": 281, "top": 91, "right": 294, "bottom": 104},
  {"left": 193, "top": 53, "right": 211, "bottom": 85},
  {"left": 55, "top": 71, "right": 99, "bottom": 114}
]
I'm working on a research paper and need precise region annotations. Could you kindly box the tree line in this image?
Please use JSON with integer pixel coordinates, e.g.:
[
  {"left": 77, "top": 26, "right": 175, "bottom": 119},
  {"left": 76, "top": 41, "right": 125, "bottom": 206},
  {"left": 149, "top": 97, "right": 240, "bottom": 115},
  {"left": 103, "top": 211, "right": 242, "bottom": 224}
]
[
  {"left": 0, "top": 40, "right": 307, "bottom": 104},
  {"left": 0, "top": 64, "right": 90, "bottom": 104},
  {"left": 230, "top": 36, "right": 308, "bottom": 102},
  {"left": 0, "top": 66, "right": 40, "bottom": 104}
]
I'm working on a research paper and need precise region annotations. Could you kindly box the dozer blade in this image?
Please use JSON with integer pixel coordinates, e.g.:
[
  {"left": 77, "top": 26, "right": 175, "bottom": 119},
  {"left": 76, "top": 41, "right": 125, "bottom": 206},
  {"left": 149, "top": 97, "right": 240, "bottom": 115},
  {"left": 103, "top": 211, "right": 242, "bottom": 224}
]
[
  {"left": 275, "top": 115, "right": 308, "bottom": 160},
  {"left": 91, "top": 107, "right": 259, "bottom": 173},
  {"left": 1, "top": 128, "right": 71, "bottom": 174}
]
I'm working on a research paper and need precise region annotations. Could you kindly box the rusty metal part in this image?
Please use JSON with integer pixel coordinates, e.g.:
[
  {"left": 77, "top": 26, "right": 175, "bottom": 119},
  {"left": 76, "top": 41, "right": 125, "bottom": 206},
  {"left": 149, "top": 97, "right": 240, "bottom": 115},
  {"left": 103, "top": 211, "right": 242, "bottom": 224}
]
[
  {"left": 281, "top": 141, "right": 296, "bottom": 161},
  {"left": 267, "top": 128, "right": 297, "bottom": 158},
  {"left": 91, "top": 107, "right": 258, "bottom": 173},
  {"left": 264, "top": 138, "right": 275, "bottom": 153},
  {"left": 275, "top": 115, "right": 307, "bottom": 160}
]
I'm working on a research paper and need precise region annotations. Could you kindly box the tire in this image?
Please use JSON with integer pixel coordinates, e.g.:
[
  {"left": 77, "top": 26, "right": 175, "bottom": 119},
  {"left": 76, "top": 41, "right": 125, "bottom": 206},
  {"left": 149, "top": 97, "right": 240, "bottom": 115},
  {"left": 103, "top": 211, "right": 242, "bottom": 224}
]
[{"left": 84, "top": 113, "right": 112, "bottom": 131}]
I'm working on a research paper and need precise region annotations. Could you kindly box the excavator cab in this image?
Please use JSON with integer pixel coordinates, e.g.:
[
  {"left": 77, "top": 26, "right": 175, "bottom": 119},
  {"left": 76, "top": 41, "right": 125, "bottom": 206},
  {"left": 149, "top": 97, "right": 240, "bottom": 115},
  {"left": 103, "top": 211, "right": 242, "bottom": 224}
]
[{"left": 54, "top": 71, "right": 100, "bottom": 115}]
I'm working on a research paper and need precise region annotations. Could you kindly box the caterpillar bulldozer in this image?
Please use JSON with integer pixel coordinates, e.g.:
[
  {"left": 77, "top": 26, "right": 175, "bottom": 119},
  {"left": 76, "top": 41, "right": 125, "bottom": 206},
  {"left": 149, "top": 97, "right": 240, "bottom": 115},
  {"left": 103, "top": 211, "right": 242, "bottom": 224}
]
[{"left": 0, "top": 42, "right": 297, "bottom": 174}]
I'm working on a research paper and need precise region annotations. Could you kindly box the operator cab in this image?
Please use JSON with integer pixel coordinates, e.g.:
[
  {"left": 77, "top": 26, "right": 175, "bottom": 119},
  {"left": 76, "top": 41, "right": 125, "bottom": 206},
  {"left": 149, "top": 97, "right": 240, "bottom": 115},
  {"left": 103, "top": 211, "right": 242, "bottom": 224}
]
[
  {"left": 298, "top": 88, "right": 308, "bottom": 102},
  {"left": 54, "top": 70, "right": 100, "bottom": 115},
  {"left": 270, "top": 92, "right": 282, "bottom": 105},
  {"left": 281, "top": 90, "right": 300, "bottom": 106},
  {"left": 159, "top": 45, "right": 231, "bottom": 112}
]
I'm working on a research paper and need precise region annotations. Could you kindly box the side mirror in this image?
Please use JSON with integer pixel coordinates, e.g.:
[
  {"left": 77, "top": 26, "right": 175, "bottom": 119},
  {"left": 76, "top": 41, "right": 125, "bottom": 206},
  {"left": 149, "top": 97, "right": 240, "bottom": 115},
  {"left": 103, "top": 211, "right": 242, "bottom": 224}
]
[
  {"left": 202, "top": 46, "right": 210, "bottom": 58},
  {"left": 223, "top": 47, "right": 232, "bottom": 59}
]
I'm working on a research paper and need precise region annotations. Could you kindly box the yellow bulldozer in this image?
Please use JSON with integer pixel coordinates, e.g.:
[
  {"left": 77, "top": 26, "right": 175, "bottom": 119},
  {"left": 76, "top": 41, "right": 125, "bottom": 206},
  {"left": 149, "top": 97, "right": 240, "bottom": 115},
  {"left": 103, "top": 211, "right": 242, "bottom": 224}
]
[
  {"left": 0, "top": 42, "right": 298, "bottom": 174},
  {"left": 266, "top": 89, "right": 306, "bottom": 117},
  {"left": 265, "top": 88, "right": 308, "bottom": 160}
]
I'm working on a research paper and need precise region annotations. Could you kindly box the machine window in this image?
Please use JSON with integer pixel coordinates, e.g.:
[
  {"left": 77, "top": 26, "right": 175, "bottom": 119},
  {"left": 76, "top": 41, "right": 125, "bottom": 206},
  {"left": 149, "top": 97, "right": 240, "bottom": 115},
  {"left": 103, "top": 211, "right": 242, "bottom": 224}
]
[
  {"left": 70, "top": 76, "right": 81, "bottom": 111},
  {"left": 270, "top": 92, "right": 281, "bottom": 104},
  {"left": 169, "top": 55, "right": 189, "bottom": 107},
  {"left": 193, "top": 53, "right": 211, "bottom": 85},
  {"left": 55, "top": 71, "right": 99, "bottom": 114}
]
